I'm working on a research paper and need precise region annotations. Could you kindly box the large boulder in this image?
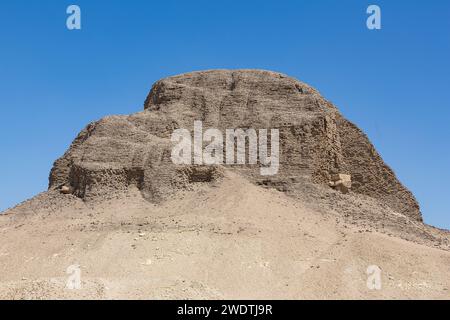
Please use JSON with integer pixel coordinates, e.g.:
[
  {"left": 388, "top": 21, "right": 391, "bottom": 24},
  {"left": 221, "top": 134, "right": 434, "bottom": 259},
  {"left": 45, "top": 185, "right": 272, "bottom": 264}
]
[{"left": 329, "top": 173, "right": 352, "bottom": 194}]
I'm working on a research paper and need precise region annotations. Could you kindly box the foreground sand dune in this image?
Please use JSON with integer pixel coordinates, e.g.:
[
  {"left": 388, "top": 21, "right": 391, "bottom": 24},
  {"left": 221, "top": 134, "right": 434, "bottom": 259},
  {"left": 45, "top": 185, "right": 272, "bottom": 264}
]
[{"left": 1, "top": 172, "right": 449, "bottom": 299}]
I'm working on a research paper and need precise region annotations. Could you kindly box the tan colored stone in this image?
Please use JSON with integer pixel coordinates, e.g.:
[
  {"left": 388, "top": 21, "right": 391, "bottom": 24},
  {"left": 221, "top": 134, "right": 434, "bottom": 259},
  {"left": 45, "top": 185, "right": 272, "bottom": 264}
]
[{"left": 60, "top": 186, "right": 71, "bottom": 194}]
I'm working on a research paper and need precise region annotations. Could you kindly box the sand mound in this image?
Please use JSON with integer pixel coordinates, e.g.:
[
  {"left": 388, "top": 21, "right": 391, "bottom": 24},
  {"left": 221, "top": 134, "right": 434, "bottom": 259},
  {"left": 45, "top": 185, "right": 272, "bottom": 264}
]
[{"left": 1, "top": 172, "right": 449, "bottom": 299}]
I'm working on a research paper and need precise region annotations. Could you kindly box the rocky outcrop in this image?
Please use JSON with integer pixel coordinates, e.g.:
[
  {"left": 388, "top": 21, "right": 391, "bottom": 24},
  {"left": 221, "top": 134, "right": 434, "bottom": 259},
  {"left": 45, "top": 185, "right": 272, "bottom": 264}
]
[{"left": 49, "top": 69, "right": 422, "bottom": 221}]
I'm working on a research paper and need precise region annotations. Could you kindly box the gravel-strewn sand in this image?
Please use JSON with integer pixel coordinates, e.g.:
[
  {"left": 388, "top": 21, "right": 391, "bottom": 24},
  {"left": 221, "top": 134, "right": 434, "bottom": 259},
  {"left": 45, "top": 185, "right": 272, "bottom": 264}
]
[{"left": 1, "top": 172, "right": 449, "bottom": 299}]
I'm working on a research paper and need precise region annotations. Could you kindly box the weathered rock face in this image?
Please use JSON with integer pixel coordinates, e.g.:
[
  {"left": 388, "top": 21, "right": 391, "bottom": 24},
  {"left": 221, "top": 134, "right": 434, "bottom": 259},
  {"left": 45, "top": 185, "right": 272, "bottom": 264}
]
[{"left": 49, "top": 70, "right": 421, "bottom": 221}]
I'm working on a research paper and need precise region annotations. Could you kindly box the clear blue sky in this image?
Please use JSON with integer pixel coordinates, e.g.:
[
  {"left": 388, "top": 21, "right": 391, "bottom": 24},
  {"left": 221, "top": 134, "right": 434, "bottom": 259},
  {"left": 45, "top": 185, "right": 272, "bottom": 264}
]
[{"left": 0, "top": 0, "right": 449, "bottom": 229}]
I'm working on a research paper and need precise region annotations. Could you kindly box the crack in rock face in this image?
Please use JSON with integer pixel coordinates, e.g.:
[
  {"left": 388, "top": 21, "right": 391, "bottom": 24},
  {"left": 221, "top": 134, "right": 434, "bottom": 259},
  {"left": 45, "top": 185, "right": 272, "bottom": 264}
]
[{"left": 49, "top": 69, "right": 421, "bottom": 221}]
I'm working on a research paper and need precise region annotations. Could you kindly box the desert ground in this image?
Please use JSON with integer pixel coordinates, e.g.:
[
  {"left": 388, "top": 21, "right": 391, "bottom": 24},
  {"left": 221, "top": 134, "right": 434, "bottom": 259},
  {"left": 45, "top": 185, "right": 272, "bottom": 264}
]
[{"left": 1, "top": 171, "right": 449, "bottom": 299}]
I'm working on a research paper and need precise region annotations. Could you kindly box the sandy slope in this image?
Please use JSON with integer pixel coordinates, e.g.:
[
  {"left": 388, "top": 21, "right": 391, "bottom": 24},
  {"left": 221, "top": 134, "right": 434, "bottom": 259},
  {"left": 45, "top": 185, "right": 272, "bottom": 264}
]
[{"left": 0, "top": 171, "right": 449, "bottom": 299}]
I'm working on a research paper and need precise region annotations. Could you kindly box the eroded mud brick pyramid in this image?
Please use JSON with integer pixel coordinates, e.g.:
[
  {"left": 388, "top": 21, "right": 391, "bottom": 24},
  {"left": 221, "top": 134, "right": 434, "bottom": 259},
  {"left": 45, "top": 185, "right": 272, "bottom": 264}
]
[{"left": 49, "top": 70, "right": 421, "bottom": 221}]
